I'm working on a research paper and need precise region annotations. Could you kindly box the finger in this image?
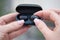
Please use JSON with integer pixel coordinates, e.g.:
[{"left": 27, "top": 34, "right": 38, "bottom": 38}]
[
  {"left": 48, "top": 9, "right": 60, "bottom": 15},
  {"left": 34, "top": 18, "right": 53, "bottom": 37},
  {"left": 1, "top": 20, "right": 24, "bottom": 33},
  {"left": 0, "top": 12, "right": 18, "bottom": 25},
  {"left": 34, "top": 10, "right": 60, "bottom": 26},
  {"left": 48, "top": 9, "right": 60, "bottom": 32},
  {"left": 9, "top": 26, "right": 30, "bottom": 39}
]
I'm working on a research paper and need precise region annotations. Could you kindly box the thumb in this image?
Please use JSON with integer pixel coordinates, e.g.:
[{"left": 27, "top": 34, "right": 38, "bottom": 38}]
[
  {"left": 34, "top": 18, "right": 52, "bottom": 36},
  {"left": 2, "top": 20, "right": 24, "bottom": 33}
]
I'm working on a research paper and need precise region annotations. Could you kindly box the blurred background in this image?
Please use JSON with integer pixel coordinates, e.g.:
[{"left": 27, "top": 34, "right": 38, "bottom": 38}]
[{"left": 0, "top": 0, "right": 60, "bottom": 40}]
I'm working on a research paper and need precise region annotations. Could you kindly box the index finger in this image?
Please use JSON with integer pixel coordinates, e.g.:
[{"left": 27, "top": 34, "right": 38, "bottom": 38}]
[
  {"left": 34, "top": 10, "right": 60, "bottom": 25},
  {"left": 0, "top": 12, "right": 18, "bottom": 24}
]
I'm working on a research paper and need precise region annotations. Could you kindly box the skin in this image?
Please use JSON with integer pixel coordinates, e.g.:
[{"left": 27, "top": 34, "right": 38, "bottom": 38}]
[
  {"left": 0, "top": 9, "right": 60, "bottom": 40},
  {"left": 0, "top": 13, "right": 30, "bottom": 40},
  {"left": 34, "top": 9, "right": 60, "bottom": 40}
]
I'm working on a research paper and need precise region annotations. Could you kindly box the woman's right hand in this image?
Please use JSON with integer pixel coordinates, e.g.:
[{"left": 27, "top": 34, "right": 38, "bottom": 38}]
[{"left": 34, "top": 9, "right": 60, "bottom": 40}]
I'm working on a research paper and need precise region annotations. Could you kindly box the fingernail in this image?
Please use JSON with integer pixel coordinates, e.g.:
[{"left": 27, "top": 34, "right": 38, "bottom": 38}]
[
  {"left": 17, "top": 20, "right": 24, "bottom": 24},
  {"left": 34, "top": 18, "right": 40, "bottom": 22}
]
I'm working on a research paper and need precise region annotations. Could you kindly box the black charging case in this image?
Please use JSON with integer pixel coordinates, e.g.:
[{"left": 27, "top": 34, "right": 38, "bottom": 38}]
[{"left": 16, "top": 4, "right": 42, "bottom": 25}]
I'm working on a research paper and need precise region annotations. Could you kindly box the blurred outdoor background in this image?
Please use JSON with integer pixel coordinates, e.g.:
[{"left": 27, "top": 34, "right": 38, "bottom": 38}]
[{"left": 0, "top": 0, "right": 60, "bottom": 40}]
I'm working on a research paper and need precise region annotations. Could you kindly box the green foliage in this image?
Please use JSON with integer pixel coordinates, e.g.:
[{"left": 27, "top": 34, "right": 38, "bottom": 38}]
[{"left": 0, "top": 0, "right": 5, "bottom": 16}]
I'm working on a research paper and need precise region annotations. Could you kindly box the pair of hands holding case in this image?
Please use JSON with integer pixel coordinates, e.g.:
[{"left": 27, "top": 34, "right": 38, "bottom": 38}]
[{"left": 0, "top": 4, "right": 60, "bottom": 40}]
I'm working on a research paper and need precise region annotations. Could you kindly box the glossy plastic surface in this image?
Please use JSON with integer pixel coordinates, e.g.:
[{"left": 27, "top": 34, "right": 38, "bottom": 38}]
[{"left": 16, "top": 4, "right": 42, "bottom": 25}]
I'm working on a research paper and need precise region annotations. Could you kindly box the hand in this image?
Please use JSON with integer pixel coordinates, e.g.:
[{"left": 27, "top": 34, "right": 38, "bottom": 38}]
[
  {"left": 34, "top": 9, "right": 60, "bottom": 40},
  {"left": 0, "top": 13, "right": 29, "bottom": 40}
]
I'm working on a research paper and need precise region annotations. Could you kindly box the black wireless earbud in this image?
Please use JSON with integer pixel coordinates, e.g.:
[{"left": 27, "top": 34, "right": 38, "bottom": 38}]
[
  {"left": 19, "top": 16, "right": 28, "bottom": 21},
  {"left": 16, "top": 4, "right": 42, "bottom": 25},
  {"left": 31, "top": 15, "right": 40, "bottom": 21}
]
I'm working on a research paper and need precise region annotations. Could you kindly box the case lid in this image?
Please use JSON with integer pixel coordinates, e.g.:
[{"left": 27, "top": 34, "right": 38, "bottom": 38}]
[{"left": 16, "top": 4, "right": 42, "bottom": 14}]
